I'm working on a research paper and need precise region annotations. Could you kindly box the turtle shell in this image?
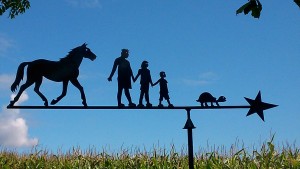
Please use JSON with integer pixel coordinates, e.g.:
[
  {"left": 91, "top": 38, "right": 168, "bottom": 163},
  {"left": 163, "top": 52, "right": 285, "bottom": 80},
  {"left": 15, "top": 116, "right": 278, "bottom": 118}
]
[{"left": 197, "top": 92, "right": 216, "bottom": 102}]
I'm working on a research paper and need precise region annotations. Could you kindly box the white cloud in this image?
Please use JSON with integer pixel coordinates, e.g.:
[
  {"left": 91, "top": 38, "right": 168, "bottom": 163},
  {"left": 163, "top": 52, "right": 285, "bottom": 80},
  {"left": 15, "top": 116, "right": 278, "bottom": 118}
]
[
  {"left": 0, "top": 34, "right": 14, "bottom": 55},
  {"left": 66, "top": 0, "right": 102, "bottom": 8},
  {"left": 199, "top": 72, "right": 218, "bottom": 80},
  {"left": 10, "top": 92, "right": 29, "bottom": 105},
  {"left": 182, "top": 79, "right": 211, "bottom": 86},
  {"left": 0, "top": 74, "right": 14, "bottom": 91},
  {"left": 182, "top": 72, "right": 219, "bottom": 86},
  {"left": 0, "top": 92, "right": 38, "bottom": 147}
]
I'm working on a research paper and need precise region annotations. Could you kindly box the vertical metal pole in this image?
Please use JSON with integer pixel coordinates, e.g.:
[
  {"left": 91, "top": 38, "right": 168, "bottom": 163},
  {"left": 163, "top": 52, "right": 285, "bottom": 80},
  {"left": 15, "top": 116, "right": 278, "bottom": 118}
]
[{"left": 183, "top": 108, "right": 196, "bottom": 169}]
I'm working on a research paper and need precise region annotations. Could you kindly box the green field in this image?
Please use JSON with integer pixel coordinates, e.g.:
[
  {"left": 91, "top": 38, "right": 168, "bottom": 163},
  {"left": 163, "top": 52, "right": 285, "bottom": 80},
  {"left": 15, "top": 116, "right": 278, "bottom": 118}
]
[{"left": 1, "top": 136, "right": 299, "bottom": 168}]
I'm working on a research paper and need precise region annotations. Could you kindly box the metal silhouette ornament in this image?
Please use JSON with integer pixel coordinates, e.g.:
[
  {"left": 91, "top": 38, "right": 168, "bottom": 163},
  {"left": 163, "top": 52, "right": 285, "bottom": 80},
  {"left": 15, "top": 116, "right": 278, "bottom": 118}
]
[
  {"left": 108, "top": 49, "right": 136, "bottom": 108},
  {"left": 7, "top": 91, "right": 277, "bottom": 169},
  {"left": 7, "top": 46, "right": 278, "bottom": 169},
  {"left": 8, "top": 43, "right": 96, "bottom": 107},
  {"left": 152, "top": 71, "right": 174, "bottom": 108},
  {"left": 244, "top": 91, "right": 277, "bottom": 121},
  {"left": 196, "top": 92, "right": 226, "bottom": 107},
  {"left": 133, "top": 60, "right": 154, "bottom": 108}
]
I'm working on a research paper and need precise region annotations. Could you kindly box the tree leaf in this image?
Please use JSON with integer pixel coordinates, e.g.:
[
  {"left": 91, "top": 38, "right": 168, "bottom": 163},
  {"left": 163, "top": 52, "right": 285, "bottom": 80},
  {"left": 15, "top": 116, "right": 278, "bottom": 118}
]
[
  {"left": 236, "top": 0, "right": 262, "bottom": 19},
  {"left": 251, "top": 8, "right": 261, "bottom": 18},
  {"left": 251, "top": 0, "right": 262, "bottom": 18},
  {"left": 295, "top": 0, "right": 300, "bottom": 8},
  {"left": 236, "top": 2, "right": 251, "bottom": 15},
  {"left": 0, "top": 0, "right": 30, "bottom": 19}
]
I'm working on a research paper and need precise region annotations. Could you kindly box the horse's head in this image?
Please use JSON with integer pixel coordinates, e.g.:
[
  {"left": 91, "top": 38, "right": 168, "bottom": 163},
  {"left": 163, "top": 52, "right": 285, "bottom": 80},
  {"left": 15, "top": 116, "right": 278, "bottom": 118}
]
[{"left": 78, "top": 43, "right": 97, "bottom": 61}]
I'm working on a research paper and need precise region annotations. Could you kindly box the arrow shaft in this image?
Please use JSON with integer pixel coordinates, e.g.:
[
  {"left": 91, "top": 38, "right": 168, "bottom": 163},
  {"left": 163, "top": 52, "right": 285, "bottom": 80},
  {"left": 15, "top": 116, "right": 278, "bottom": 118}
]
[{"left": 7, "top": 105, "right": 251, "bottom": 110}]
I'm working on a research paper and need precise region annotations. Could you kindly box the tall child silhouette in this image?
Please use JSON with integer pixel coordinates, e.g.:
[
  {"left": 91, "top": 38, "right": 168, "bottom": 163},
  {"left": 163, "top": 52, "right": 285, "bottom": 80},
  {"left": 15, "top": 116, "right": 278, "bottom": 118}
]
[
  {"left": 133, "top": 61, "right": 153, "bottom": 108},
  {"left": 108, "top": 49, "right": 136, "bottom": 107},
  {"left": 153, "top": 71, "right": 174, "bottom": 108}
]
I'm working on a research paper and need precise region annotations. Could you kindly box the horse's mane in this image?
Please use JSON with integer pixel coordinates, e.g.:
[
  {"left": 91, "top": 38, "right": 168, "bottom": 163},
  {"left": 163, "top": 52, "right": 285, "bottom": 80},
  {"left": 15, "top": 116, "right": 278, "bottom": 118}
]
[{"left": 60, "top": 46, "right": 81, "bottom": 62}]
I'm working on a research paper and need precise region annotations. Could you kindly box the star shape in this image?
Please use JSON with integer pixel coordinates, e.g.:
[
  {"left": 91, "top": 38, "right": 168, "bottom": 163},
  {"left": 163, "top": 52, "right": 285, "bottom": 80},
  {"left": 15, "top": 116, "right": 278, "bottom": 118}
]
[{"left": 244, "top": 91, "right": 278, "bottom": 122}]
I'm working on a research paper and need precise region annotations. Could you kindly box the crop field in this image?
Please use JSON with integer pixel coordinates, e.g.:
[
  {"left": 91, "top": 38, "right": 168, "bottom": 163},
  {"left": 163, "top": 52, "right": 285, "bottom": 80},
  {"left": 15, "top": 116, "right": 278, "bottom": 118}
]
[{"left": 1, "top": 136, "right": 299, "bottom": 169}]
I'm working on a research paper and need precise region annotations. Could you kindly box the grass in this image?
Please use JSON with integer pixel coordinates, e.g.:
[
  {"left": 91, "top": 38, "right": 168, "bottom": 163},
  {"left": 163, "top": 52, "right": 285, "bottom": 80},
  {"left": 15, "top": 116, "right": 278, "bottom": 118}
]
[{"left": 1, "top": 136, "right": 299, "bottom": 168}]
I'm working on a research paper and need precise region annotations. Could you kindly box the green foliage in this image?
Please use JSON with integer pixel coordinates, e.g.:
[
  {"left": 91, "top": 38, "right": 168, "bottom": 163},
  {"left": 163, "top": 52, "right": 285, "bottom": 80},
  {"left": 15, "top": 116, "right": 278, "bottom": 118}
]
[
  {"left": 0, "top": 0, "right": 30, "bottom": 19},
  {"left": 1, "top": 136, "right": 300, "bottom": 168},
  {"left": 0, "top": 0, "right": 299, "bottom": 19},
  {"left": 295, "top": 0, "right": 300, "bottom": 8},
  {"left": 236, "top": 0, "right": 262, "bottom": 19}
]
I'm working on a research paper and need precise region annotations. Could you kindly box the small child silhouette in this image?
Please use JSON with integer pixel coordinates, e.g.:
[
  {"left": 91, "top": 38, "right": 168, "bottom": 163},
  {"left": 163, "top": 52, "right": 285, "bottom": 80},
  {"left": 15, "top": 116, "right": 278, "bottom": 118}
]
[
  {"left": 152, "top": 71, "right": 174, "bottom": 108},
  {"left": 134, "top": 61, "right": 153, "bottom": 108}
]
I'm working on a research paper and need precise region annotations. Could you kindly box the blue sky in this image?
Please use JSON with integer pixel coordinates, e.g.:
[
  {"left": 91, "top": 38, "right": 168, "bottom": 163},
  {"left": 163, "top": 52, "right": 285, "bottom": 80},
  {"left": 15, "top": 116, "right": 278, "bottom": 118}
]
[{"left": 0, "top": 0, "right": 299, "bottom": 153}]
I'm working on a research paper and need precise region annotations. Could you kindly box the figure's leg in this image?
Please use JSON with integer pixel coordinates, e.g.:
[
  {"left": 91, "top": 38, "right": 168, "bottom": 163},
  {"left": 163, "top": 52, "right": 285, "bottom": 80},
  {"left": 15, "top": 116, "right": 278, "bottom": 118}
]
[
  {"left": 51, "top": 80, "right": 68, "bottom": 105},
  {"left": 124, "top": 88, "right": 131, "bottom": 102},
  {"left": 124, "top": 88, "right": 136, "bottom": 107},
  {"left": 34, "top": 77, "right": 48, "bottom": 106},
  {"left": 145, "top": 91, "right": 149, "bottom": 104},
  {"left": 138, "top": 90, "right": 144, "bottom": 107},
  {"left": 117, "top": 86, "right": 124, "bottom": 107},
  {"left": 167, "top": 99, "right": 171, "bottom": 105},
  {"left": 164, "top": 94, "right": 173, "bottom": 107},
  {"left": 216, "top": 102, "right": 220, "bottom": 106},
  {"left": 70, "top": 78, "right": 87, "bottom": 107},
  {"left": 9, "top": 80, "right": 33, "bottom": 106},
  {"left": 158, "top": 94, "right": 163, "bottom": 107},
  {"left": 145, "top": 90, "right": 152, "bottom": 107},
  {"left": 167, "top": 99, "right": 174, "bottom": 108}
]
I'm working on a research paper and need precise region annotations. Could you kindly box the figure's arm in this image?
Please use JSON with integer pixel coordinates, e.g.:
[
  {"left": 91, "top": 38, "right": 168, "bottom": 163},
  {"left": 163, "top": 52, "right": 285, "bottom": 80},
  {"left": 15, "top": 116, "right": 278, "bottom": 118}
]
[
  {"left": 108, "top": 59, "right": 118, "bottom": 81},
  {"left": 152, "top": 79, "right": 159, "bottom": 86},
  {"left": 133, "top": 70, "right": 140, "bottom": 82},
  {"left": 149, "top": 71, "right": 154, "bottom": 86},
  {"left": 129, "top": 64, "right": 135, "bottom": 81}
]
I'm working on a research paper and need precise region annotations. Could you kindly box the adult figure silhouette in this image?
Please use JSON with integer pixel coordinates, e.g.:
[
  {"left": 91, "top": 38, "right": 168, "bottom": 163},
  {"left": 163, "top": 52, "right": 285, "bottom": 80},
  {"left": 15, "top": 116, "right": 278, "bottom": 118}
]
[{"left": 108, "top": 49, "right": 136, "bottom": 107}]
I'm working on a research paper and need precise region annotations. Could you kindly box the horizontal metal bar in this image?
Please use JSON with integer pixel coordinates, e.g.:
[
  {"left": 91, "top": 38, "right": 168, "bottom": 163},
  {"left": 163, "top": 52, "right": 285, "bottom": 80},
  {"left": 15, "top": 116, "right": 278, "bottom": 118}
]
[{"left": 7, "top": 105, "right": 251, "bottom": 110}]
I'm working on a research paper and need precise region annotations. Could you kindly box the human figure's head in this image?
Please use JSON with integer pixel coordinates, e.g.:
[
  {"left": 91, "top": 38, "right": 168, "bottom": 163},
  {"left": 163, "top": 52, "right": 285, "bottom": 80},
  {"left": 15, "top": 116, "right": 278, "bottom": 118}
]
[
  {"left": 141, "top": 61, "right": 148, "bottom": 69},
  {"left": 121, "top": 49, "right": 129, "bottom": 58},
  {"left": 160, "top": 71, "right": 166, "bottom": 78}
]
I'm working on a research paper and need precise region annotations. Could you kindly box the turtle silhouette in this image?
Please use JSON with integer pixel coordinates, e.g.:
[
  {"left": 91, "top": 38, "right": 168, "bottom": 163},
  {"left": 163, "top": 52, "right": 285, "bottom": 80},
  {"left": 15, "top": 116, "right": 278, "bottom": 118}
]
[{"left": 196, "top": 92, "right": 226, "bottom": 107}]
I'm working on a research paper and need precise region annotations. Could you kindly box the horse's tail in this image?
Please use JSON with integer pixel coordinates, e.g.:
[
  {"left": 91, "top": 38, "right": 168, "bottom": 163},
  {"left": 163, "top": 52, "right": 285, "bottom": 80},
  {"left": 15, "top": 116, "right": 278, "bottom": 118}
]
[{"left": 11, "top": 62, "right": 29, "bottom": 92}]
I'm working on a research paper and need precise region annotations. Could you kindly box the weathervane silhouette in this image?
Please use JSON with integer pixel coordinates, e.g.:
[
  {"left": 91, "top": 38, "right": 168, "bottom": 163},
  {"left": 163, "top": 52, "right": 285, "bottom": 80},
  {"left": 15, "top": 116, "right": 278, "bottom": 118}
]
[
  {"left": 245, "top": 91, "right": 277, "bottom": 121},
  {"left": 152, "top": 71, "right": 174, "bottom": 108},
  {"left": 108, "top": 49, "right": 136, "bottom": 108},
  {"left": 196, "top": 92, "right": 226, "bottom": 107},
  {"left": 8, "top": 43, "right": 96, "bottom": 107},
  {"left": 6, "top": 46, "right": 278, "bottom": 169},
  {"left": 133, "top": 60, "right": 154, "bottom": 108}
]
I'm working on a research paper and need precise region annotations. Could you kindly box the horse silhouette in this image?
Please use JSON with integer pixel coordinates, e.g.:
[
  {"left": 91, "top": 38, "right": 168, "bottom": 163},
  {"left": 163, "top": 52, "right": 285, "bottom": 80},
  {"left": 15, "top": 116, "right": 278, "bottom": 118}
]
[{"left": 9, "top": 43, "right": 96, "bottom": 107}]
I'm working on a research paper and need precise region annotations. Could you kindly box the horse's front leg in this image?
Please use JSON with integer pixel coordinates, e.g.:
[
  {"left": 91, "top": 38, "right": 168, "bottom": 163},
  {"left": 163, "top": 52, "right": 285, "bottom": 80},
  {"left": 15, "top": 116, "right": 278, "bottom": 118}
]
[
  {"left": 51, "top": 80, "right": 68, "bottom": 105},
  {"left": 70, "top": 78, "right": 87, "bottom": 107}
]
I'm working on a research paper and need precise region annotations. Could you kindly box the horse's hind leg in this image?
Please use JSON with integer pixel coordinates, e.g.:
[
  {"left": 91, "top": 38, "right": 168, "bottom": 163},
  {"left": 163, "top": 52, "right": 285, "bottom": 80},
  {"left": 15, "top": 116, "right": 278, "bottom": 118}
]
[
  {"left": 34, "top": 77, "right": 48, "bottom": 106},
  {"left": 9, "top": 80, "right": 33, "bottom": 106},
  {"left": 51, "top": 80, "right": 68, "bottom": 105},
  {"left": 70, "top": 78, "right": 87, "bottom": 107}
]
